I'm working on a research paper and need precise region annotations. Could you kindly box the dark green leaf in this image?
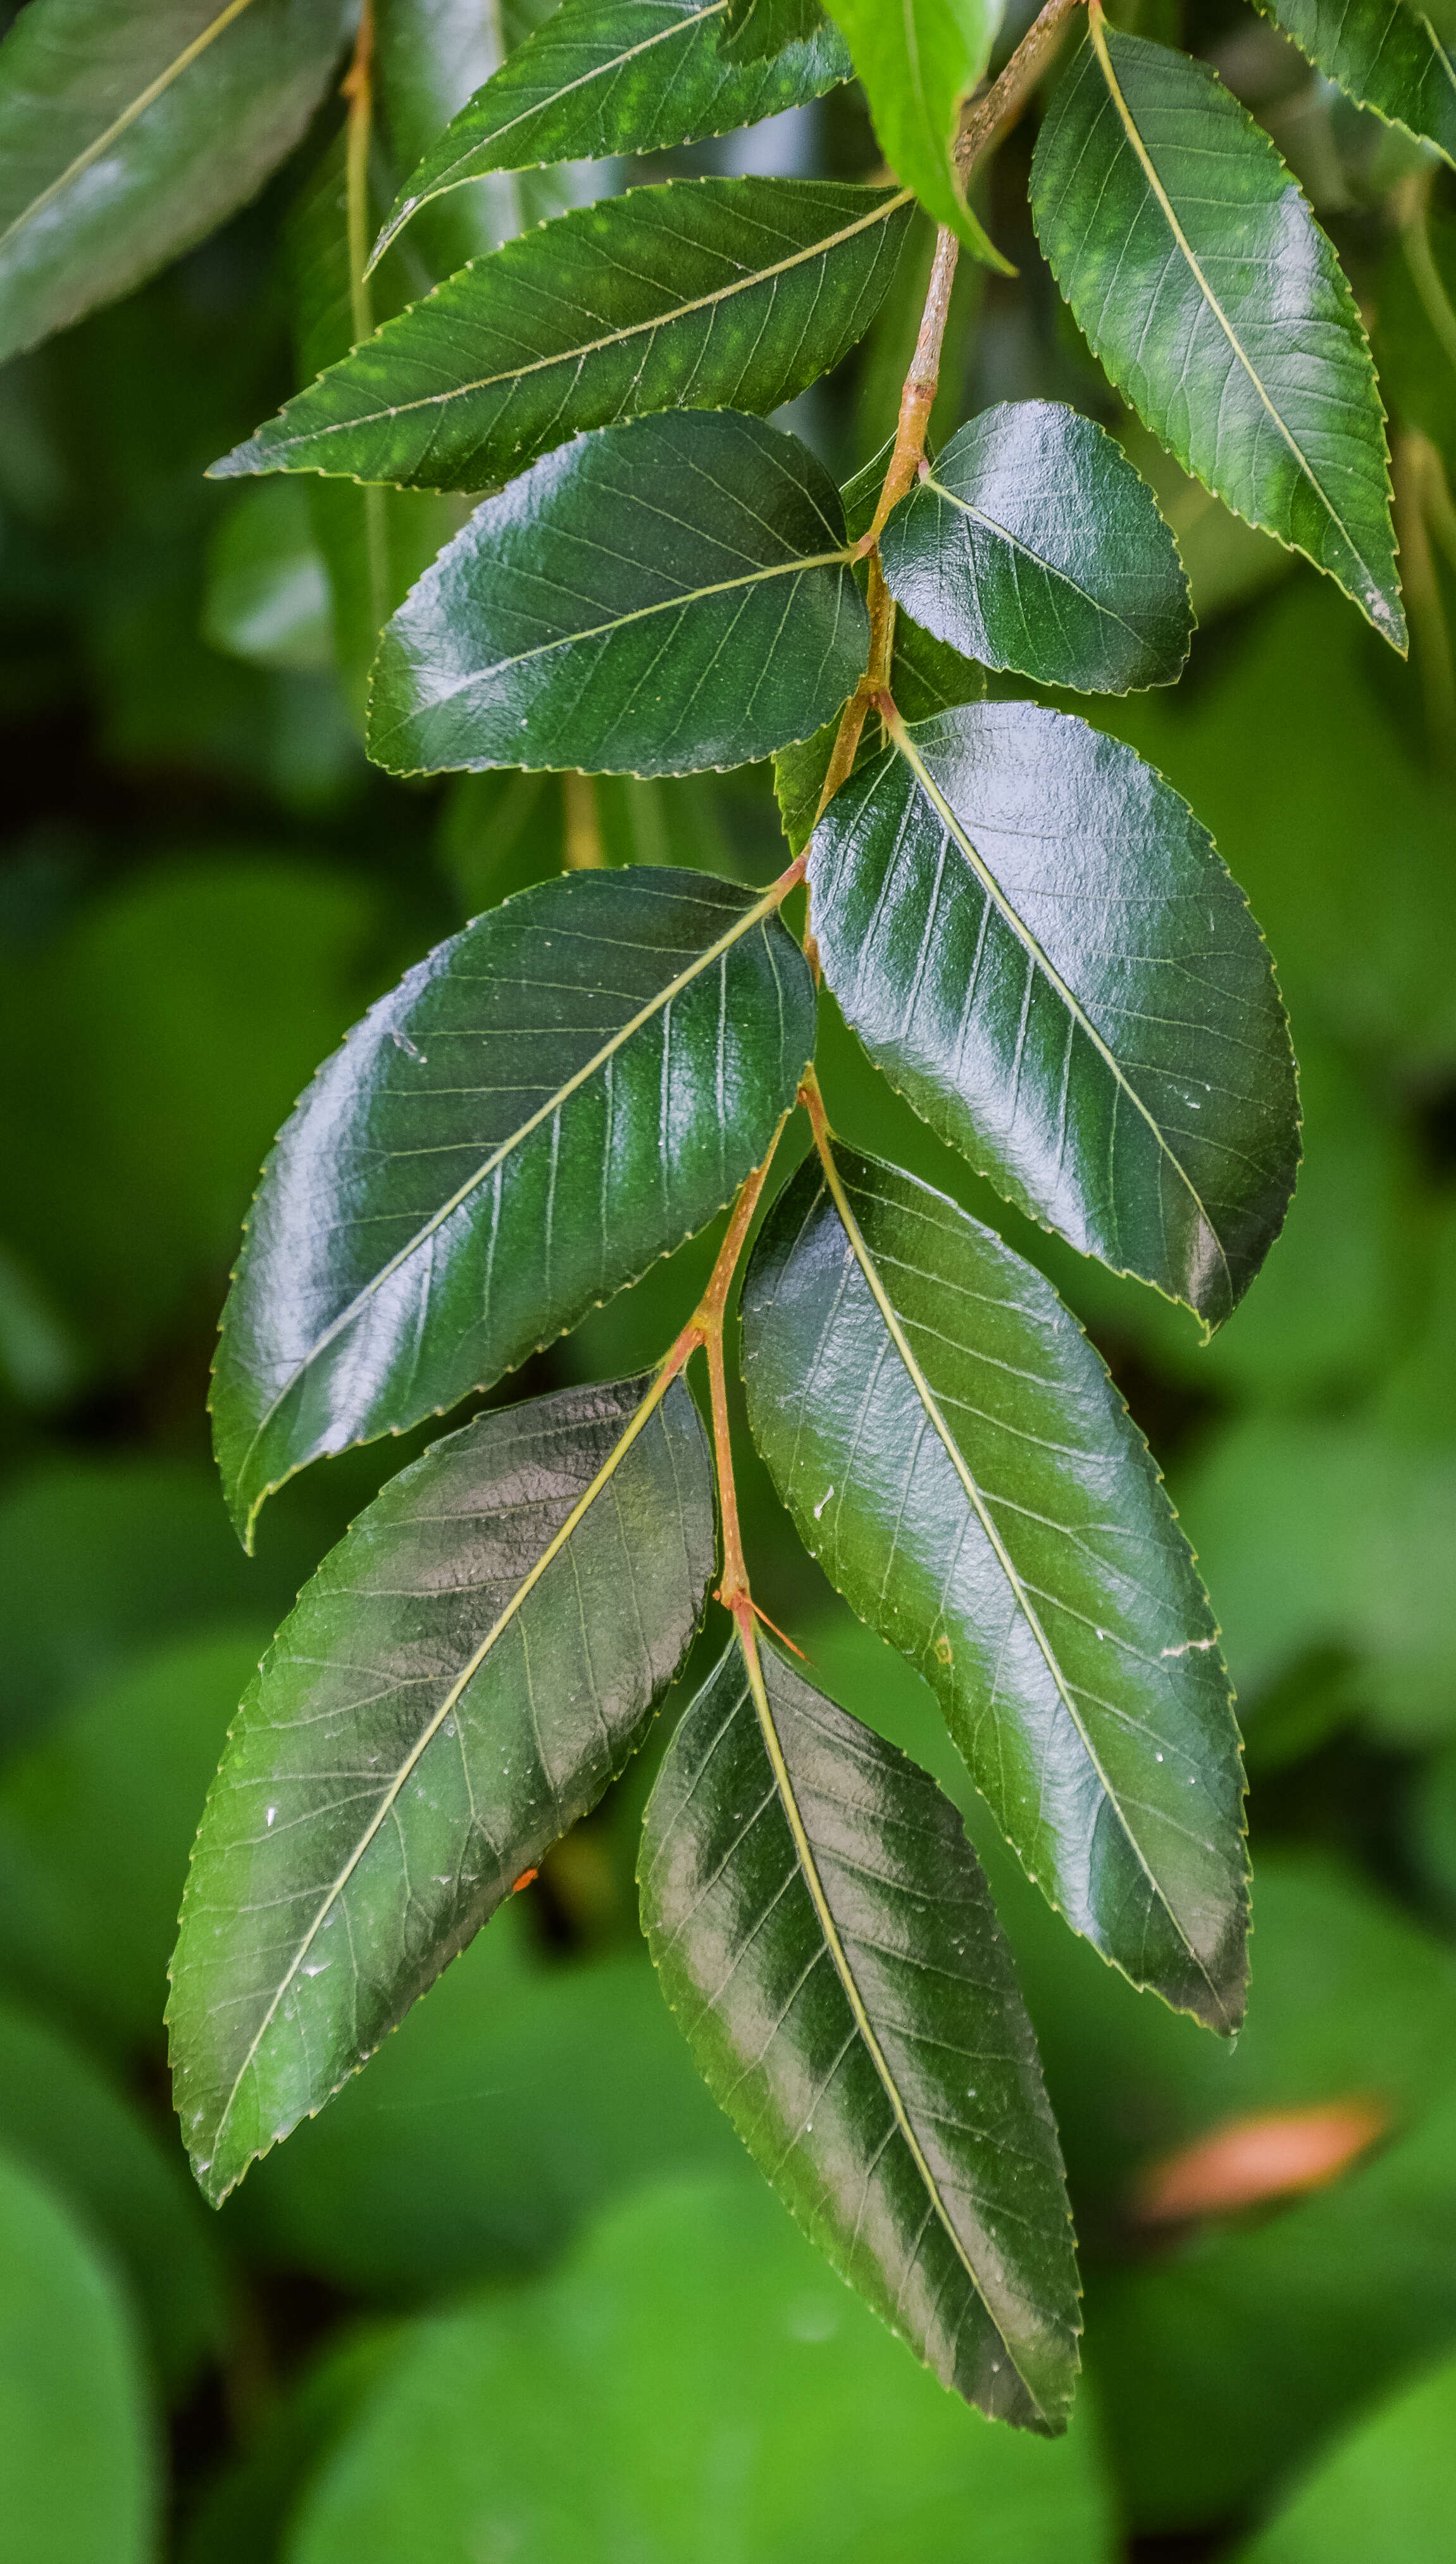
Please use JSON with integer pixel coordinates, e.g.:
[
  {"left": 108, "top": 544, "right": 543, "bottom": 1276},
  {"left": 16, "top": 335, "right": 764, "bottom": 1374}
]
[
  {"left": 170, "top": 1370, "right": 716, "bottom": 2205},
  {"left": 217, "top": 178, "right": 912, "bottom": 494},
  {"left": 640, "top": 1635, "right": 1081, "bottom": 2427},
  {"left": 366, "top": 411, "right": 868, "bottom": 779},
  {"left": 1254, "top": 0, "right": 1456, "bottom": 168},
  {"left": 741, "top": 1140, "right": 1249, "bottom": 2028},
  {"left": 1031, "top": 8, "right": 1404, "bottom": 647},
  {"left": 823, "top": 0, "right": 1007, "bottom": 264},
  {"left": 771, "top": 604, "right": 983, "bottom": 856},
  {"left": 371, "top": 0, "right": 853, "bottom": 269},
  {"left": 0, "top": 2151, "right": 154, "bottom": 2564},
  {"left": 211, "top": 865, "right": 814, "bottom": 1540},
  {"left": 0, "top": 0, "right": 352, "bottom": 364},
  {"left": 879, "top": 400, "right": 1192, "bottom": 692},
  {"left": 808, "top": 701, "right": 1298, "bottom": 1327},
  {"left": 287, "top": 2181, "right": 1112, "bottom": 2561},
  {"left": 725, "top": 0, "right": 830, "bottom": 56}
]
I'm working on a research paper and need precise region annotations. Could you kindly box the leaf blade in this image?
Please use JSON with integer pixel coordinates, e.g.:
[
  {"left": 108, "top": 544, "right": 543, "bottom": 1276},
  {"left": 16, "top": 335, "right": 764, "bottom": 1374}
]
[
  {"left": 824, "top": 0, "right": 1008, "bottom": 263},
  {"left": 640, "top": 1634, "right": 1081, "bottom": 2427},
  {"left": 171, "top": 1369, "right": 716, "bottom": 2205},
  {"left": 879, "top": 399, "right": 1192, "bottom": 692},
  {"left": 1253, "top": 0, "right": 1456, "bottom": 169},
  {"left": 740, "top": 1140, "right": 1250, "bottom": 2029},
  {"left": 807, "top": 699, "right": 1300, "bottom": 1327},
  {"left": 366, "top": 410, "right": 869, "bottom": 779},
  {"left": 1030, "top": 8, "right": 1403, "bottom": 646},
  {"left": 212, "top": 864, "right": 815, "bottom": 1541}
]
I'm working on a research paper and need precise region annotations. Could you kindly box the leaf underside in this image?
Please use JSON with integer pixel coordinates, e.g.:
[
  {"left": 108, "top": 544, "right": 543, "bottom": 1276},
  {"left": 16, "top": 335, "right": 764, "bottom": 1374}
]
[
  {"left": 807, "top": 701, "right": 1300, "bottom": 1328},
  {"left": 218, "top": 177, "right": 914, "bottom": 496},
  {"left": 640, "top": 1634, "right": 1081, "bottom": 2429},
  {"left": 1030, "top": 15, "right": 1405, "bottom": 647},
  {"left": 172, "top": 1370, "right": 716, "bottom": 2206},
  {"left": 366, "top": 409, "right": 869, "bottom": 778},
  {"left": 741, "top": 1141, "right": 1250, "bottom": 2029},
  {"left": 212, "top": 864, "right": 815, "bottom": 1542}
]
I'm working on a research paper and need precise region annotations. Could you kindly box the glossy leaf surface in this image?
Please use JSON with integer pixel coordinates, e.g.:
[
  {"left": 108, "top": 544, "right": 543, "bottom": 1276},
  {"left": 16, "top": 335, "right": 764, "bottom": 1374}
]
[
  {"left": 1254, "top": 0, "right": 1456, "bottom": 167},
  {"left": 741, "top": 1142, "right": 1250, "bottom": 2027},
  {"left": 372, "top": 0, "right": 852, "bottom": 267},
  {"left": 808, "top": 701, "right": 1300, "bottom": 1327},
  {"left": 0, "top": 0, "right": 352, "bottom": 363},
  {"left": 880, "top": 400, "right": 1192, "bottom": 693},
  {"left": 219, "top": 178, "right": 912, "bottom": 494},
  {"left": 1030, "top": 9, "right": 1403, "bottom": 647},
  {"left": 171, "top": 1371, "right": 715, "bottom": 2204},
  {"left": 213, "top": 865, "right": 814, "bottom": 1540},
  {"left": 824, "top": 0, "right": 1005, "bottom": 261},
  {"left": 640, "top": 1636, "right": 1081, "bottom": 2427},
  {"left": 367, "top": 410, "right": 868, "bottom": 778}
]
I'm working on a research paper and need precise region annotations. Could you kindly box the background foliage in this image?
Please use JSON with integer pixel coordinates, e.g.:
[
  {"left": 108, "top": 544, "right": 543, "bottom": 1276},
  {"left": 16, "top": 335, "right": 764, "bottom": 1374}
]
[{"left": 2, "top": 0, "right": 1456, "bottom": 2555}]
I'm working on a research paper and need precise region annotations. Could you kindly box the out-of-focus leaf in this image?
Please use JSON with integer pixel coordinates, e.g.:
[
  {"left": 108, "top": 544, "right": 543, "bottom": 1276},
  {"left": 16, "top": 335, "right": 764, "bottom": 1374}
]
[
  {"left": 375, "top": 0, "right": 577, "bottom": 279},
  {"left": 202, "top": 480, "right": 333, "bottom": 672},
  {"left": 212, "top": 866, "right": 814, "bottom": 1541},
  {"left": 0, "top": 1241, "right": 82, "bottom": 1410},
  {"left": 0, "top": 1996, "right": 224, "bottom": 2394},
  {"left": 642, "top": 1637, "right": 1081, "bottom": 2429},
  {"left": 823, "top": 0, "right": 1007, "bottom": 262},
  {"left": 742, "top": 1139, "right": 1249, "bottom": 2027},
  {"left": 0, "top": 2149, "right": 154, "bottom": 2563},
  {"left": 371, "top": 0, "right": 854, "bottom": 266},
  {"left": 1236, "top": 2345, "right": 1456, "bottom": 2563},
  {"left": 0, "top": 0, "right": 352, "bottom": 363},
  {"left": 1253, "top": 0, "right": 1456, "bottom": 167},
  {"left": 880, "top": 401, "right": 1191, "bottom": 691},
  {"left": 1374, "top": 199, "right": 1456, "bottom": 476},
  {"left": 1411, "top": 1739, "right": 1456, "bottom": 1915},
  {"left": 1031, "top": 10, "right": 1403, "bottom": 646},
  {"left": 218, "top": 178, "right": 912, "bottom": 492},
  {"left": 287, "top": 2177, "right": 1114, "bottom": 2562},
  {"left": 171, "top": 1375, "right": 715, "bottom": 2206},
  {"left": 368, "top": 411, "right": 868, "bottom": 778},
  {"left": 178, "top": 2326, "right": 399, "bottom": 2564},
  {"left": 0, "top": 1627, "right": 269, "bottom": 2048},
  {"left": 808, "top": 702, "right": 1300, "bottom": 1328}
]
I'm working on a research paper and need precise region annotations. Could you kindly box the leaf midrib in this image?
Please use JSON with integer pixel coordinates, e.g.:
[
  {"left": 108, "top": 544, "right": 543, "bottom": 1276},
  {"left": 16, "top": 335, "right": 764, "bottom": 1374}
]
[
  {"left": 209, "top": 1366, "right": 680, "bottom": 2178},
  {"left": 888, "top": 716, "right": 1233, "bottom": 1307},
  {"left": 261, "top": 185, "right": 911, "bottom": 461},
  {"left": 233, "top": 876, "right": 792, "bottom": 1509},
  {"left": 0, "top": 0, "right": 259, "bottom": 258},
  {"left": 737, "top": 1630, "right": 1042, "bottom": 2415},
  {"left": 809, "top": 1132, "right": 1224, "bottom": 2018}
]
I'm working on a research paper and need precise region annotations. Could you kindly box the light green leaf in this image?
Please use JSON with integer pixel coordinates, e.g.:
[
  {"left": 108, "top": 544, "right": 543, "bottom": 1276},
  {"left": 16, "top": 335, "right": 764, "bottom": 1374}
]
[
  {"left": 0, "top": 2151, "right": 154, "bottom": 2564},
  {"left": 211, "top": 865, "right": 814, "bottom": 1541},
  {"left": 1235, "top": 2346, "right": 1456, "bottom": 2564},
  {"left": 1031, "top": 7, "right": 1404, "bottom": 646},
  {"left": 807, "top": 701, "right": 1300, "bottom": 1328},
  {"left": 640, "top": 1634, "right": 1081, "bottom": 2426},
  {"left": 366, "top": 411, "right": 868, "bottom": 779},
  {"left": 170, "top": 1370, "right": 716, "bottom": 2205},
  {"left": 217, "top": 177, "right": 912, "bottom": 494},
  {"left": 824, "top": 0, "right": 1007, "bottom": 263},
  {"left": 371, "top": 0, "right": 852, "bottom": 268},
  {"left": 1254, "top": 0, "right": 1456, "bottom": 169},
  {"left": 0, "top": 0, "right": 352, "bottom": 363},
  {"left": 741, "top": 1138, "right": 1250, "bottom": 2027},
  {"left": 879, "top": 399, "right": 1192, "bottom": 692}
]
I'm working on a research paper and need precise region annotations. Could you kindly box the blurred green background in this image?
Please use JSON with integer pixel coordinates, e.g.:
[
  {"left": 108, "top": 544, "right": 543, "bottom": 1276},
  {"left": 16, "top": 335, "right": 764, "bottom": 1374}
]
[{"left": 3, "top": 0, "right": 1456, "bottom": 2556}]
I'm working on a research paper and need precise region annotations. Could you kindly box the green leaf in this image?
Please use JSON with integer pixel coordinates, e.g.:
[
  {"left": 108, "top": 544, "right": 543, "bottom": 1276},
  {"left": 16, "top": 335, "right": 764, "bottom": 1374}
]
[
  {"left": 371, "top": 0, "right": 853, "bottom": 268},
  {"left": 1253, "top": 0, "right": 1456, "bottom": 169},
  {"left": 879, "top": 399, "right": 1192, "bottom": 692},
  {"left": 807, "top": 701, "right": 1299, "bottom": 1328},
  {"left": 773, "top": 606, "right": 985, "bottom": 856},
  {"left": 170, "top": 1370, "right": 716, "bottom": 2205},
  {"left": 725, "top": 0, "right": 830, "bottom": 56},
  {"left": 0, "top": 2151, "right": 154, "bottom": 2564},
  {"left": 0, "top": 0, "right": 352, "bottom": 364},
  {"left": 1030, "top": 8, "right": 1404, "bottom": 647},
  {"left": 375, "top": 0, "right": 578, "bottom": 278},
  {"left": 1235, "top": 2346, "right": 1456, "bottom": 2564},
  {"left": 740, "top": 1139, "right": 1250, "bottom": 2028},
  {"left": 211, "top": 865, "right": 814, "bottom": 1540},
  {"left": 217, "top": 178, "right": 913, "bottom": 494},
  {"left": 823, "top": 0, "right": 1008, "bottom": 265},
  {"left": 288, "top": 2180, "right": 1112, "bottom": 2561},
  {"left": 202, "top": 482, "right": 334, "bottom": 672},
  {"left": 640, "top": 1635, "right": 1080, "bottom": 2427},
  {"left": 366, "top": 411, "right": 868, "bottom": 779}
]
